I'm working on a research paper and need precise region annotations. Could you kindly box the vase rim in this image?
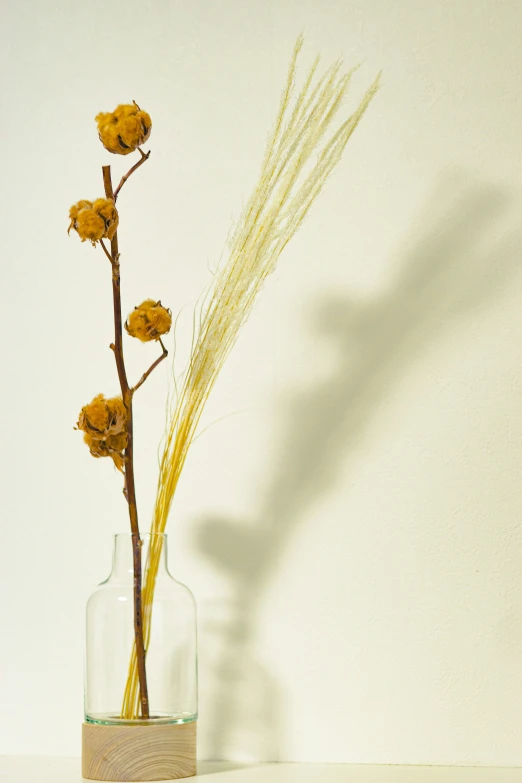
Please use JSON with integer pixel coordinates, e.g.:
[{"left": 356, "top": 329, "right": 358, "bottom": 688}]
[{"left": 113, "top": 532, "right": 167, "bottom": 538}]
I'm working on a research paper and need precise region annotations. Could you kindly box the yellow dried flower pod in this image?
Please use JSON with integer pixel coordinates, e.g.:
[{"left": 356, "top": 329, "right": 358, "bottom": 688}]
[
  {"left": 95, "top": 102, "right": 152, "bottom": 155},
  {"left": 69, "top": 199, "right": 92, "bottom": 220},
  {"left": 125, "top": 299, "right": 172, "bottom": 342},
  {"left": 77, "top": 394, "right": 127, "bottom": 438},
  {"left": 68, "top": 198, "right": 119, "bottom": 246},
  {"left": 83, "top": 433, "right": 126, "bottom": 473},
  {"left": 76, "top": 394, "right": 128, "bottom": 471}
]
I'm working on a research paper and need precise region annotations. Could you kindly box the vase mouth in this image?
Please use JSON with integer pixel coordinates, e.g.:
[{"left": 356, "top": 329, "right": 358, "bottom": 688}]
[
  {"left": 113, "top": 532, "right": 167, "bottom": 539},
  {"left": 108, "top": 533, "right": 170, "bottom": 580}
]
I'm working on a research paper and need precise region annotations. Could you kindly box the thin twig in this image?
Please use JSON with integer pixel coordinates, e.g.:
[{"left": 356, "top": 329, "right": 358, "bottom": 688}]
[
  {"left": 132, "top": 338, "right": 168, "bottom": 393},
  {"left": 102, "top": 164, "right": 150, "bottom": 720},
  {"left": 113, "top": 150, "right": 151, "bottom": 202},
  {"left": 100, "top": 239, "right": 114, "bottom": 265}
]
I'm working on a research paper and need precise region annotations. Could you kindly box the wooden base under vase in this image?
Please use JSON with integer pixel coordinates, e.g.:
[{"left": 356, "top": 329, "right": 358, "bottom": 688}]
[{"left": 82, "top": 721, "right": 197, "bottom": 781}]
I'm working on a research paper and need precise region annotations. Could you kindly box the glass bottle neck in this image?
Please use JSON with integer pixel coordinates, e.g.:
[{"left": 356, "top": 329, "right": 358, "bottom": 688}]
[{"left": 110, "top": 533, "right": 168, "bottom": 579}]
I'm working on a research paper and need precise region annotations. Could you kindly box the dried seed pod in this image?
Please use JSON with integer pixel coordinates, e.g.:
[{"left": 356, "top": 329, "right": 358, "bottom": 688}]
[
  {"left": 76, "top": 394, "right": 128, "bottom": 471},
  {"left": 68, "top": 199, "right": 118, "bottom": 245},
  {"left": 125, "top": 299, "right": 172, "bottom": 342},
  {"left": 95, "top": 102, "right": 152, "bottom": 155},
  {"left": 82, "top": 433, "right": 127, "bottom": 473}
]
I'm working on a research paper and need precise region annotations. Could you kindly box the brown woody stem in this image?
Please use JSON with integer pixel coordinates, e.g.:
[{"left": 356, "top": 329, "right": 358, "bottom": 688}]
[
  {"left": 102, "top": 164, "right": 150, "bottom": 720},
  {"left": 113, "top": 150, "right": 151, "bottom": 202},
  {"left": 131, "top": 338, "right": 168, "bottom": 393}
]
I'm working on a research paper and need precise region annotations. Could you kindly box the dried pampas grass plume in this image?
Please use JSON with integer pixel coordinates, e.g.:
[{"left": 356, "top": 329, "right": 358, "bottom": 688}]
[{"left": 121, "top": 36, "right": 381, "bottom": 718}]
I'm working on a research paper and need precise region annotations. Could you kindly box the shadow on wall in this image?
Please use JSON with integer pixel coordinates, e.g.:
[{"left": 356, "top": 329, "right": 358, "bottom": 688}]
[{"left": 193, "top": 169, "right": 520, "bottom": 761}]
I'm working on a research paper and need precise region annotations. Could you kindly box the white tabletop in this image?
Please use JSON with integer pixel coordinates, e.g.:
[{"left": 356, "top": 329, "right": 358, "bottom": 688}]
[{"left": 2, "top": 759, "right": 522, "bottom": 783}]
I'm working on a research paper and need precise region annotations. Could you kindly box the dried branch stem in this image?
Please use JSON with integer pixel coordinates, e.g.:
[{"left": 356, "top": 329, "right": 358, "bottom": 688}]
[
  {"left": 102, "top": 163, "right": 150, "bottom": 720},
  {"left": 132, "top": 338, "right": 168, "bottom": 393},
  {"left": 113, "top": 149, "right": 151, "bottom": 202}
]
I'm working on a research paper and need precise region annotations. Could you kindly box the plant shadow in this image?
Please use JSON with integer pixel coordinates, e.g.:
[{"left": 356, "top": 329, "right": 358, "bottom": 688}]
[{"left": 193, "top": 169, "right": 521, "bottom": 761}]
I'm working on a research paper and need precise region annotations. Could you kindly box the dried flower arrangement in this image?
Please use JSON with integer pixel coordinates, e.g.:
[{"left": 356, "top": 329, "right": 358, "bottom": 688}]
[{"left": 72, "top": 37, "right": 380, "bottom": 781}]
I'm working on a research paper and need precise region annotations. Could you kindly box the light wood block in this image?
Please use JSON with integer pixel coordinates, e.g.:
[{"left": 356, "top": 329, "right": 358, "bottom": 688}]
[{"left": 82, "top": 721, "right": 197, "bottom": 781}]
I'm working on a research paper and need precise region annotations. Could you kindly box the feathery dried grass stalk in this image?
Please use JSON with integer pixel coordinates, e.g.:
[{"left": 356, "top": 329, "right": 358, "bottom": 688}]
[{"left": 121, "top": 36, "right": 380, "bottom": 718}]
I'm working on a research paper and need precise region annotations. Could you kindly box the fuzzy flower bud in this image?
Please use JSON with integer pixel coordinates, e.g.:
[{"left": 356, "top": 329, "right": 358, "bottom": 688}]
[
  {"left": 68, "top": 198, "right": 119, "bottom": 246},
  {"left": 125, "top": 299, "right": 172, "bottom": 342},
  {"left": 76, "top": 394, "right": 128, "bottom": 471},
  {"left": 95, "top": 102, "right": 152, "bottom": 155}
]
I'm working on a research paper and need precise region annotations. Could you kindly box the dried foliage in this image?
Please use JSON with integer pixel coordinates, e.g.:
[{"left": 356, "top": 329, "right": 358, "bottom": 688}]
[{"left": 120, "top": 36, "right": 381, "bottom": 717}]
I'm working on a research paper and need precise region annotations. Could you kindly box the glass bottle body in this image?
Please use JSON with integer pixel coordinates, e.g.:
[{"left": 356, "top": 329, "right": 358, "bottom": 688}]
[{"left": 85, "top": 533, "right": 197, "bottom": 725}]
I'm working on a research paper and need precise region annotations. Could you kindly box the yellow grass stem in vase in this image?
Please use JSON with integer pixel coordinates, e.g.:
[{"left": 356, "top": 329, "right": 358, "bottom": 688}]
[{"left": 120, "top": 36, "right": 381, "bottom": 719}]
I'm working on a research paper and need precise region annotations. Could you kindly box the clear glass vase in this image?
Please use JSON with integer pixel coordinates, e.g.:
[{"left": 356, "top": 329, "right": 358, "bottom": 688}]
[{"left": 84, "top": 533, "right": 197, "bottom": 726}]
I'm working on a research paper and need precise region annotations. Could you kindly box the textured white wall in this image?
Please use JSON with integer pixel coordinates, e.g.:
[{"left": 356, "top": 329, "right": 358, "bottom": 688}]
[{"left": 1, "top": 0, "right": 522, "bottom": 766}]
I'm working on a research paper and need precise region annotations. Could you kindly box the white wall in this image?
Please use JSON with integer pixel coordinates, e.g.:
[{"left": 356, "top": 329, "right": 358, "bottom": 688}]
[{"left": 1, "top": 0, "right": 522, "bottom": 766}]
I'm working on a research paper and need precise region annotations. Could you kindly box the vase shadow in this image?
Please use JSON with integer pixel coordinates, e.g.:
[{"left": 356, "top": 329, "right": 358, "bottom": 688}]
[{"left": 194, "top": 169, "right": 521, "bottom": 761}]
